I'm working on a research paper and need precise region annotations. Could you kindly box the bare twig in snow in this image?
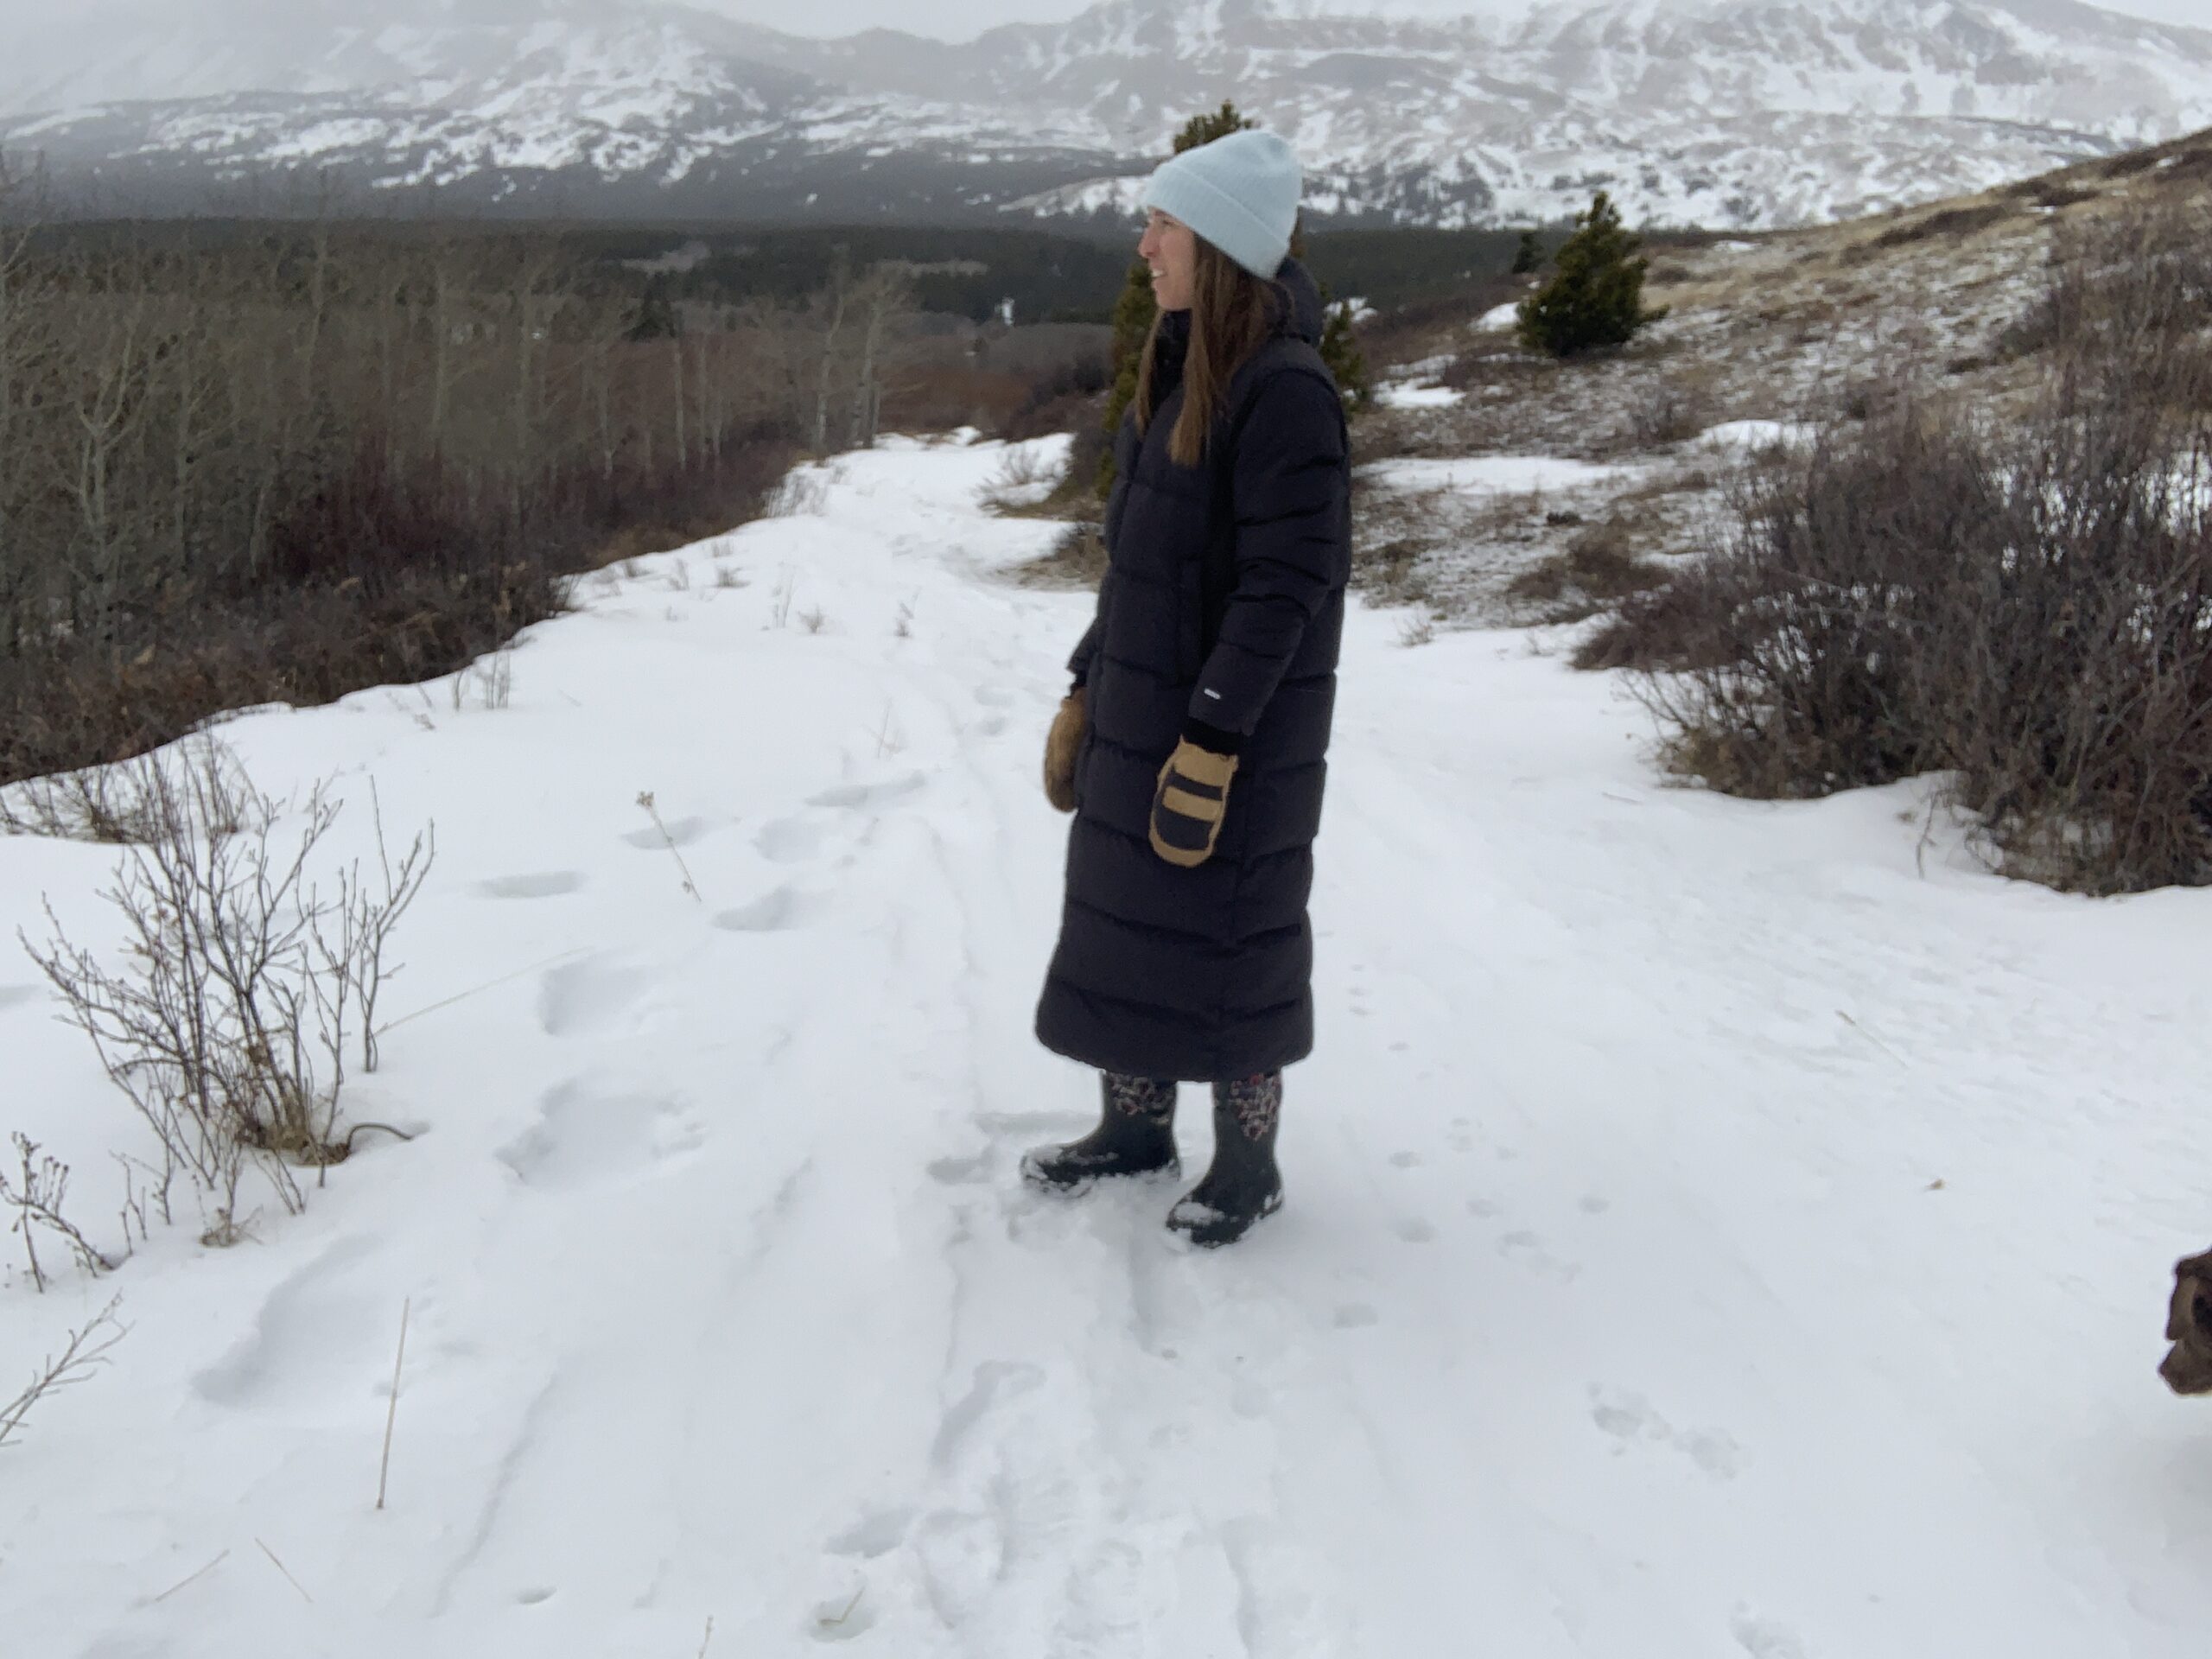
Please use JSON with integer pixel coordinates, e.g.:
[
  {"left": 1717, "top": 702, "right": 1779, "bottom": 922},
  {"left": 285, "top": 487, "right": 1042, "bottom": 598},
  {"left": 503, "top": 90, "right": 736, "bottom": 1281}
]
[
  {"left": 150, "top": 1549, "right": 230, "bottom": 1605},
  {"left": 256, "top": 1537, "right": 314, "bottom": 1604},
  {"left": 377, "top": 1296, "right": 410, "bottom": 1511},
  {"left": 0, "top": 1295, "right": 125, "bottom": 1449},
  {"left": 635, "top": 791, "right": 703, "bottom": 905},
  {"left": 3, "top": 1132, "right": 118, "bottom": 1288}
]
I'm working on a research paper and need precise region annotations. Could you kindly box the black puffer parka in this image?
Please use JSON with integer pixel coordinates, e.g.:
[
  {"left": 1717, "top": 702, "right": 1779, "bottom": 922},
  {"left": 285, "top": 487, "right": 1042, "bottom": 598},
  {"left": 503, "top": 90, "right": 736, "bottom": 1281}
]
[{"left": 1035, "top": 260, "right": 1351, "bottom": 1083}]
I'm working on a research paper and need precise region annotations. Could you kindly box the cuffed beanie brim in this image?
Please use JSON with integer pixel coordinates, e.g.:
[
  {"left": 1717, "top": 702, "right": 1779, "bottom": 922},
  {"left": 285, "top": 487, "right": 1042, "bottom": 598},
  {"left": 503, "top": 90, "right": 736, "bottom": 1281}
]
[{"left": 1140, "top": 129, "right": 1302, "bottom": 281}]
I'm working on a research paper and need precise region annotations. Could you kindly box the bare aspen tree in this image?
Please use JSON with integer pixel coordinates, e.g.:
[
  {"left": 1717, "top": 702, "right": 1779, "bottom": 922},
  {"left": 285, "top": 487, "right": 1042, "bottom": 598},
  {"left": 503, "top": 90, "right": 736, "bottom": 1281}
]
[
  {"left": 429, "top": 256, "right": 457, "bottom": 449},
  {"left": 299, "top": 175, "right": 340, "bottom": 403},
  {"left": 0, "top": 155, "right": 42, "bottom": 658},
  {"left": 848, "top": 266, "right": 911, "bottom": 452},
  {"left": 62, "top": 270, "right": 156, "bottom": 637},
  {"left": 813, "top": 248, "right": 851, "bottom": 458},
  {"left": 672, "top": 331, "right": 688, "bottom": 469}
]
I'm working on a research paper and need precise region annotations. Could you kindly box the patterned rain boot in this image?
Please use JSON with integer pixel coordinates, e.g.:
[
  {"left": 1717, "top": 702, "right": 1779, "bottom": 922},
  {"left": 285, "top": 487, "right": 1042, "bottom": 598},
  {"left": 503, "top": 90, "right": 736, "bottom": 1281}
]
[
  {"left": 1166, "top": 1073, "right": 1284, "bottom": 1247},
  {"left": 1021, "top": 1073, "right": 1179, "bottom": 1192}
]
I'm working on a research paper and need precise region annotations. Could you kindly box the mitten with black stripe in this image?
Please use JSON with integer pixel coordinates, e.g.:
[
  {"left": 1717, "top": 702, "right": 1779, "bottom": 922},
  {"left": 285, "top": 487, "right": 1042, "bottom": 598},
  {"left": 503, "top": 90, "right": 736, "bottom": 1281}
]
[{"left": 1148, "top": 723, "right": 1240, "bottom": 868}]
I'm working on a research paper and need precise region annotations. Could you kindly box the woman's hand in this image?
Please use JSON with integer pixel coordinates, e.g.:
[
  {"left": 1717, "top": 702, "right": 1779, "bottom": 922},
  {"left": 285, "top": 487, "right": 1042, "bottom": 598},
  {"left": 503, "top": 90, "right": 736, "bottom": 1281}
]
[
  {"left": 1149, "top": 738, "right": 1238, "bottom": 868},
  {"left": 1044, "top": 689, "right": 1086, "bottom": 813}
]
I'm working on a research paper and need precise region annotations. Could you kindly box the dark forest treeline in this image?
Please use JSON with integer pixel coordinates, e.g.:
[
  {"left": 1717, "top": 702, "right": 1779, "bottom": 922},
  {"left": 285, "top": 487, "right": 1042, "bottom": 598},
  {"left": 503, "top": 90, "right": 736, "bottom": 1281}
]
[{"left": 0, "top": 189, "right": 942, "bottom": 786}]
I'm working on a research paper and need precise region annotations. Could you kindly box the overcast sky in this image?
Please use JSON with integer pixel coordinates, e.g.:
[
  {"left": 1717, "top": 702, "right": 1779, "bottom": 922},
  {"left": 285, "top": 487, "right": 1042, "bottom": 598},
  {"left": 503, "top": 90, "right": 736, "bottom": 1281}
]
[{"left": 696, "top": 0, "right": 2208, "bottom": 39}]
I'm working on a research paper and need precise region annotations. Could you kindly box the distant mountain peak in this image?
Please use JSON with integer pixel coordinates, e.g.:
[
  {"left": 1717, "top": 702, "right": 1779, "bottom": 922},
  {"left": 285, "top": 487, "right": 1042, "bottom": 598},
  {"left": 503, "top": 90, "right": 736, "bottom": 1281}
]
[{"left": 3, "top": 0, "right": 2209, "bottom": 229}]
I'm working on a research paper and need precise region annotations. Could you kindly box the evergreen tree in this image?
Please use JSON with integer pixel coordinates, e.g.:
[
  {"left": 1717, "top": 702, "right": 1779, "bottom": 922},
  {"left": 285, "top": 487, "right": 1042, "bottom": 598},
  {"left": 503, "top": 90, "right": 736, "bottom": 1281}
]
[
  {"left": 626, "top": 276, "right": 682, "bottom": 341},
  {"left": 1097, "top": 102, "right": 1258, "bottom": 492},
  {"left": 1510, "top": 229, "right": 1544, "bottom": 275},
  {"left": 1515, "top": 192, "right": 1666, "bottom": 359},
  {"left": 1318, "top": 292, "right": 1370, "bottom": 414}
]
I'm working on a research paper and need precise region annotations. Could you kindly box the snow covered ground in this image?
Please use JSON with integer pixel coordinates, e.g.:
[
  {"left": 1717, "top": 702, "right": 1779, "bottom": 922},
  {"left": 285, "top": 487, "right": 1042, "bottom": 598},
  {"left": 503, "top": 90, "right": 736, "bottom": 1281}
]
[
  {"left": 4, "top": 433, "right": 2210, "bottom": 1657},
  {"left": 1373, "top": 379, "right": 1465, "bottom": 410}
]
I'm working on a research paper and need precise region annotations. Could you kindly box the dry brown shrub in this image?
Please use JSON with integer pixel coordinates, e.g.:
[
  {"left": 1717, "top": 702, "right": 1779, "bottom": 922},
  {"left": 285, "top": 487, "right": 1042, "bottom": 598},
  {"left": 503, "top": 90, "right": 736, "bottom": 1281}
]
[
  {"left": 1508, "top": 521, "right": 1668, "bottom": 623},
  {"left": 1614, "top": 336, "right": 2212, "bottom": 889},
  {"left": 1872, "top": 203, "right": 2015, "bottom": 250}
]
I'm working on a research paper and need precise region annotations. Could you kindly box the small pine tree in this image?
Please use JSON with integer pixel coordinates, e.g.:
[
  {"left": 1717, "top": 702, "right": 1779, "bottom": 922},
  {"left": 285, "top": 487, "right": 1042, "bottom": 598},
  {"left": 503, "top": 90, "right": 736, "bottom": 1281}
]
[
  {"left": 1510, "top": 229, "right": 1544, "bottom": 275},
  {"left": 1097, "top": 102, "right": 1259, "bottom": 492},
  {"left": 1516, "top": 192, "right": 1666, "bottom": 359},
  {"left": 1319, "top": 293, "right": 1371, "bottom": 414}
]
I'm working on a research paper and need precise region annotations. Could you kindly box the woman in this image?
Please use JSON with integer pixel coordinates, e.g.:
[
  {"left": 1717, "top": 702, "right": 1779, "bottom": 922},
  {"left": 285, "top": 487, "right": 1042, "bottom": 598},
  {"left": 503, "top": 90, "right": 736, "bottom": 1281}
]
[{"left": 1027, "top": 127, "right": 1352, "bottom": 1248}]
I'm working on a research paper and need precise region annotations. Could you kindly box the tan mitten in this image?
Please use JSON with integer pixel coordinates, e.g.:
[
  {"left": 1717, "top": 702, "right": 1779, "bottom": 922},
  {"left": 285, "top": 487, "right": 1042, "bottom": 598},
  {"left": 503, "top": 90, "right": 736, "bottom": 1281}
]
[
  {"left": 1149, "top": 739, "right": 1238, "bottom": 868},
  {"left": 1044, "top": 690, "right": 1087, "bottom": 813}
]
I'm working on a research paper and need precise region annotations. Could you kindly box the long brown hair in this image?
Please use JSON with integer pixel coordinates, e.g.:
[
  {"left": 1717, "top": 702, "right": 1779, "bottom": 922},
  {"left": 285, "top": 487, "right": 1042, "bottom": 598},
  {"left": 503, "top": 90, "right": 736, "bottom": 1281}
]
[{"left": 1134, "top": 238, "right": 1284, "bottom": 468}]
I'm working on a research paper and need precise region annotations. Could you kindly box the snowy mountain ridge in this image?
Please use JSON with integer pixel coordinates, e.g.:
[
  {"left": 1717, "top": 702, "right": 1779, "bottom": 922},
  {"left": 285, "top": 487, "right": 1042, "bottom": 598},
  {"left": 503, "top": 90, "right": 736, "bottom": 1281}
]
[{"left": 6, "top": 0, "right": 2212, "bottom": 228}]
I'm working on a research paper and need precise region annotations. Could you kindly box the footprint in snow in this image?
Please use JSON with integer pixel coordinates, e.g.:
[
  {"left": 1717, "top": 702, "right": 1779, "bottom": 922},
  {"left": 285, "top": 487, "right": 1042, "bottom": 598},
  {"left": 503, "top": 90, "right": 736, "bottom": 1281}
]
[
  {"left": 1395, "top": 1218, "right": 1435, "bottom": 1244},
  {"left": 1497, "top": 1230, "right": 1580, "bottom": 1282},
  {"left": 809, "top": 773, "right": 925, "bottom": 813},
  {"left": 926, "top": 1150, "right": 993, "bottom": 1186},
  {"left": 537, "top": 954, "right": 655, "bottom": 1038},
  {"left": 193, "top": 1234, "right": 384, "bottom": 1413},
  {"left": 498, "top": 1080, "right": 704, "bottom": 1192},
  {"left": 474, "top": 870, "right": 586, "bottom": 899},
  {"left": 715, "top": 887, "right": 823, "bottom": 934},
  {"left": 1332, "top": 1303, "right": 1380, "bottom": 1330},
  {"left": 1389, "top": 1150, "right": 1421, "bottom": 1169},
  {"left": 1731, "top": 1610, "right": 1809, "bottom": 1659},
  {"left": 826, "top": 1508, "right": 914, "bottom": 1560},
  {"left": 931, "top": 1360, "right": 1044, "bottom": 1470},
  {"left": 620, "top": 815, "right": 713, "bottom": 849},
  {"left": 756, "top": 816, "right": 830, "bottom": 863},
  {"left": 810, "top": 1588, "right": 879, "bottom": 1643},
  {"left": 1591, "top": 1386, "right": 1746, "bottom": 1480}
]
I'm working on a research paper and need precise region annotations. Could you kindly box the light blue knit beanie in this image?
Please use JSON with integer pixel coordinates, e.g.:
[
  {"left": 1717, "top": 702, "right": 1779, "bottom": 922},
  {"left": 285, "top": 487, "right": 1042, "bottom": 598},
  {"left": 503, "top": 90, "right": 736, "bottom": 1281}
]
[{"left": 1140, "top": 129, "right": 1302, "bottom": 281}]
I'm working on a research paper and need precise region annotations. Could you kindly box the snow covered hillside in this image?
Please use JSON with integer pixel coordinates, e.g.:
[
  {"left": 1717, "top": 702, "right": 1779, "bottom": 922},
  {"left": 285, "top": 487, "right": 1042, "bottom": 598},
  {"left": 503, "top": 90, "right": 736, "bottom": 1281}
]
[
  {"left": 3, "top": 434, "right": 2209, "bottom": 1656},
  {"left": 7, "top": 0, "right": 2212, "bottom": 227}
]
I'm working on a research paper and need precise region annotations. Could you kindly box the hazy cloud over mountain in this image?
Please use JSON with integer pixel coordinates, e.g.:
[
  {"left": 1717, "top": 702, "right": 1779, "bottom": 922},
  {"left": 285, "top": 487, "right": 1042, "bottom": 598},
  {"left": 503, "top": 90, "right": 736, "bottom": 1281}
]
[{"left": 677, "top": 0, "right": 2212, "bottom": 36}]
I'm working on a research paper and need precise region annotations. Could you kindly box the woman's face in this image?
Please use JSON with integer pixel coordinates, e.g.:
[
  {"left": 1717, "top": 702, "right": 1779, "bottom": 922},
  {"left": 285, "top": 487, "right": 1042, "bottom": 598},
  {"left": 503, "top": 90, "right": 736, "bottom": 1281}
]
[{"left": 1139, "top": 209, "right": 1198, "bottom": 312}]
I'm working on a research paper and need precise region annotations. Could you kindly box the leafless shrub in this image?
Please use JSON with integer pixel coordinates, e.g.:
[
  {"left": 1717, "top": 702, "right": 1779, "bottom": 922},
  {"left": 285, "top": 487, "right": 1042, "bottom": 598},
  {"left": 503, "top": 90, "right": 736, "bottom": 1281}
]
[
  {"left": 3, "top": 1133, "right": 118, "bottom": 1289},
  {"left": 1396, "top": 613, "right": 1438, "bottom": 647},
  {"left": 798, "top": 607, "right": 829, "bottom": 636},
  {"left": 1625, "top": 375, "right": 1714, "bottom": 448},
  {"left": 0, "top": 1295, "right": 125, "bottom": 1450},
  {"left": 450, "top": 648, "right": 514, "bottom": 714},
  {"left": 1870, "top": 202, "right": 2014, "bottom": 251},
  {"left": 0, "top": 737, "right": 266, "bottom": 844},
  {"left": 20, "top": 747, "right": 435, "bottom": 1221},
  {"left": 1011, "top": 522, "right": 1109, "bottom": 591},
  {"left": 767, "top": 470, "right": 830, "bottom": 518},
  {"left": 1618, "top": 372, "right": 2212, "bottom": 890},
  {"left": 1996, "top": 204, "right": 2212, "bottom": 381},
  {"left": 1508, "top": 522, "right": 1669, "bottom": 624},
  {"left": 978, "top": 442, "right": 1054, "bottom": 514}
]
